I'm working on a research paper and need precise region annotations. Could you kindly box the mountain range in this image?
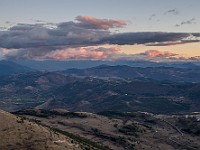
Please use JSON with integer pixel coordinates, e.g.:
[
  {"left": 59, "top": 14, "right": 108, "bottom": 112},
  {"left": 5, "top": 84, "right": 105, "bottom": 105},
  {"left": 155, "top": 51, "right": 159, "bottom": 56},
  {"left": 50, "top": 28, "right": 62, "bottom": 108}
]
[
  {"left": 0, "top": 60, "right": 200, "bottom": 113},
  {"left": 13, "top": 59, "right": 200, "bottom": 71},
  {"left": 0, "top": 70, "right": 199, "bottom": 113}
]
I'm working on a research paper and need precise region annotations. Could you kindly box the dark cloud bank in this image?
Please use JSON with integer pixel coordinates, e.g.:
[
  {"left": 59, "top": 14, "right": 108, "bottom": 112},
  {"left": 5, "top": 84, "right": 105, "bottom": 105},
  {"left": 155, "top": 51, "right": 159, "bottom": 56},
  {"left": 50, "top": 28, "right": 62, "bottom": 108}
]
[{"left": 0, "top": 16, "right": 199, "bottom": 60}]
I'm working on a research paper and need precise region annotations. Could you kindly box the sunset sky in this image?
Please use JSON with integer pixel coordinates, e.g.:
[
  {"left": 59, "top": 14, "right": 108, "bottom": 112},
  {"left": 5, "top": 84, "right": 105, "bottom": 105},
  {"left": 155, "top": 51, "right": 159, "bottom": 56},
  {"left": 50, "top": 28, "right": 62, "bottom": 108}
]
[{"left": 0, "top": 0, "right": 200, "bottom": 61}]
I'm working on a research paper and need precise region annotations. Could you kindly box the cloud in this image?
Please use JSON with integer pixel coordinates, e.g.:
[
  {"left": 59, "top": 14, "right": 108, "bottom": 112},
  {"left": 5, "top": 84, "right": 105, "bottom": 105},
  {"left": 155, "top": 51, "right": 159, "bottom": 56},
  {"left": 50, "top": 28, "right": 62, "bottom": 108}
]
[
  {"left": 0, "top": 27, "right": 7, "bottom": 30},
  {"left": 189, "top": 56, "right": 200, "bottom": 61},
  {"left": 0, "top": 23, "right": 108, "bottom": 50},
  {"left": 118, "top": 50, "right": 190, "bottom": 62},
  {"left": 57, "top": 16, "right": 126, "bottom": 31},
  {"left": 0, "top": 17, "right": 195, "bottom": 50},
  {"left": 35, "top": 46, "right": 120, "bottom": 60},
  {"left": 109, "top": 49, "right": 200, "bottom": 62},
  {"left": 142, "top": 50, "right": 178, "bottom": 58},
  {"left": 175, "top": 18, "right": 196, "bottom": 27},
  {"left": 75, "top": 16, "right": 126, "bottom": 30},
  {"left": 145, "top": 40, "right": 200, "bottom": 46},
  {"left": 1, "top": 16, "right": 125, "bottom": 50},
  {"left": 0, "top": 48, "right": 10, "bottom": 59},
  {"left": 122, "top": 50, "right": 200, "bottom": 62},
  {"left": 32, "top": 19, "right": 47, "bottom": 23},
  {"left": 164, "top": 9, "right": 179, "bottom": 15},
  {"left": 166, "top": 56, "right": 200, "bottom": 62},
  {"left": 108, "top": 50, "right": 179, "bottom": 62},
  {"left": 192, "top": 33, "right": 200, "bottom": 37},
  {"left": 0, "top": 16, "right": 200, "bottom": 60},
  {"left": 99, "top": 32, "right": 191, "bottom": 45},
  {"left": 149, "top": 14, "right": 156, "bottom": 20},
  {"left": 0, "top": 48, "right": 18, "bottom": 59}
]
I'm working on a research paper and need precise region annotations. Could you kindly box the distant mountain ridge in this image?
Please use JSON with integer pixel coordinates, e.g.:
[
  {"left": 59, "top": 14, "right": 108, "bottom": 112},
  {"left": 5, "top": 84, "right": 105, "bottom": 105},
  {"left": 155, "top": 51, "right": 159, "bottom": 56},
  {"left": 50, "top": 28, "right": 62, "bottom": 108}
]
[
  {"left": 14, "top": 59, "right": 200, "bottom": 71},
  {"left": 0, "top": 60, "right": 33, "bottom": 75},
  {"left": 64, "top": 65, "right": 200, "bottom": 82}
]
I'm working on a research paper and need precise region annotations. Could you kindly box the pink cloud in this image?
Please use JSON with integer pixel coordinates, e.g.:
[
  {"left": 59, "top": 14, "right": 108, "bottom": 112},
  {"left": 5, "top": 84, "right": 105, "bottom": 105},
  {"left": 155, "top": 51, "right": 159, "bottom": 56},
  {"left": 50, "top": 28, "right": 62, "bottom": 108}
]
[
  {"left": 0, "top": 48, "right": 9, "bottom": 57},
  {"left": 0, "top": 48, "right": 19, "bottom": 59},
  {"left": 45, "top": 46, "right": 120, "bottom": 60},
  {"left": 189, "top": 56, "right": 200, "bottom": 61},
  {"left": 144, "top": 50, "right": 178, "bottom": 58},
  {"left": 76, "top": 16, "right": 126, "bottom": 30}
]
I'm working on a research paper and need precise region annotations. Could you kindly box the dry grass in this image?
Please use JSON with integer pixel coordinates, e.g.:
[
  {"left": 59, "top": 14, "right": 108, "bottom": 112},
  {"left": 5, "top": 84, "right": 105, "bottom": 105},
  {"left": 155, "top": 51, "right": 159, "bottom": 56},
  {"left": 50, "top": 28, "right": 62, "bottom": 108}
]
[
  {"left": 21, "top": 111, "right": 200, "bottom": 150},
  {"left": 0, "top": 109, "right": 82, "bottom": 150}
]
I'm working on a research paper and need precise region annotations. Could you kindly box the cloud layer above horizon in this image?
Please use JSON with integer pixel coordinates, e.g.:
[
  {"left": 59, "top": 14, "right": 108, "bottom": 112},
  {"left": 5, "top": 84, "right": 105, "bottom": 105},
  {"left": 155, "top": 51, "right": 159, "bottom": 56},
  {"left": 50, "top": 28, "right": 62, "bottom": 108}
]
[{"left": 0, "top": 16, "right": 200, "bottom": 61}]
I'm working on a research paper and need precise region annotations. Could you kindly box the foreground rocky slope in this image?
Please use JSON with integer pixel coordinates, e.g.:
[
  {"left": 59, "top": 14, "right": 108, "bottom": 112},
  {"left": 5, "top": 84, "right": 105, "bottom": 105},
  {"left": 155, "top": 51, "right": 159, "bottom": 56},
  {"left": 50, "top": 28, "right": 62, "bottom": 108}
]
[
  {"left": 15, "top": 109, "right": 200, "bottom": 150},
  {"left": 0, "top": 109, "right": 81, "bottom": 150}
]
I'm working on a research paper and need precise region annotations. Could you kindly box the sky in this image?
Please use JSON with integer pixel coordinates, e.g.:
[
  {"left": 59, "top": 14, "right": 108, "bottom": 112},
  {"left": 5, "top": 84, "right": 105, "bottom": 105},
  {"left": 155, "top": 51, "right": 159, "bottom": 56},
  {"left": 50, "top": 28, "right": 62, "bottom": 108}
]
[{"left": 0, "top": 0, "right": 200, "bottom": 62}]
